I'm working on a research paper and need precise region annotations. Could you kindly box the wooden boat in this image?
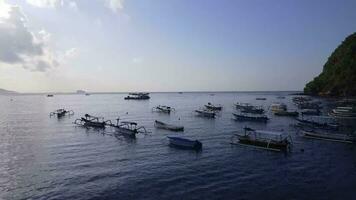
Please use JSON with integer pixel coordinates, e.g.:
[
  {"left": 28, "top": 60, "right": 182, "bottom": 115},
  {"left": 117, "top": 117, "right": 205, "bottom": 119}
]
[
  {"left": 274, "top": 110, "right": 299, "bottom": 117},
  {"left": 300, "top": 130, "right": 355, "bottom": 144},
  {"left": 152, "top": 105, "right": 175, "bottom": 113},
  {"left": 240, "top": 106, "right": 265, "bottom": 114},
  {"left": 109, "top": 118, "right": 147, "bottom": 138},
  {"left": 301, "top": 109, "right": 321, "bottom": 116},
  {"left": 276, "top": 96, "right": 286, "bottom": 99},
  {"left": 235, "top": 102, "right": 254, "bottom": 110},
  {"left": 329, "top": 106, "right": 356, "bottom": 118},
  {"left": 256, "top": 97, "right": 267, "bottom": 100},
  {"left": 231, "top": 127, "right": 292, "bottom": 152},
  {"left": 167, "top": 136, "right": 202, "bottom": 150},
  {"left": 232, "top": 113, "right": 269, "bottom": 122},
  {"left": 154, "top": 120, "right": 184, "bottom": 131},
  {"left": 270, "top": 103, "right": 287, "bottom": 112},
  {"left": 195, "top": 109, "right": 216, "bottom": 118},
  {"left": 297, "top": 102, "right": 322, "bottom": 109},
  {"left": 47, "top": 94, "right": 54, "bottom": 97},
  {"left": 50, "top": 109, "right": 74, "bottom": 118},
  {"left": 85, "top": 93, "right": 90, "bottom": 96},
  {"left": 74, "top": 114, "right": 111, "bottom": 128},
  {"left": 204, "top": 102, "right": 222, "bottom": 111},
  {"left": 124, "top": 92, "right": 150, "bottom": 100},
  {"left": 296, "top": 117, "right": 339, "bottom": 131}
]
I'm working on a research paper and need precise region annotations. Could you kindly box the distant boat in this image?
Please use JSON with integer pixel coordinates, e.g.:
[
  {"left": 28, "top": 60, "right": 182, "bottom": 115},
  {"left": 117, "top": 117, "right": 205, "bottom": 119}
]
[
  {"left": 274, "top": 110, "right": 299, "bottom": 117},
  {"left": 47, "top": 94, "right": 54, "bottom": 97},
  {"left": 109, "top": 118, "right": 147, "bottom": 138},
  {"left": 178, "top": 92, "right": 183, "bottom": 94},
  {"left": 232, "top": 113, "right": 269, "bottom": 122},
  {"left": 256, "top": 97, "right": 267, "bottom": 100},
  {"left": 167, "top": 136, "right": 202, "bottom": 150},
  {"left": 154, "top": 120, "right": 184, "bottom": 132},
  {"left": 204, "top": 102, "right": 222, "bottom": 111},
  {"left": 300, "top": 130, "right": 355, "bottom": 144},
  {"left": 152, "top": 105, "right": 175, "bottom": 114},
  {"left": 270, "top": 103, "right": 287, "bottom": 112},
  {"left": 124, "top": 92, "right": 150, "bottom": 100},
  {"left": 329, "top": 106, "right": 356, "bottom": 118},
  {"left": 276, "top": 96, "right": 286, "bottom": 99},
  {"left": 195, "top": 109, "right": 216, "bottom": 118},
  {"left": 296, "top": 117, "right": 339, "bottom": 131},
  {"left": 85, "top": 93, "right": 90, "bottom": 96},
  {"left": 50, "top": 109, "right": 74, "bottom": 118},
  {"left": 231, "top": 127, "right": 292, "bottom": 152},
  {"left": 301, "top": 109, "right": 321, "bottom": 116},
  {"left": 74, "top": 114, "right": 110, "bottom": 128}
]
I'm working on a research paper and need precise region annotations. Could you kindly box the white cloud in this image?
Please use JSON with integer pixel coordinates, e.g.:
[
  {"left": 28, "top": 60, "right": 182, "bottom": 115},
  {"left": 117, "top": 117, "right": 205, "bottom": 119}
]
[
  {"left": 26, "top": 0, "right": 63, "bottom": 8},
  {"left": 106, "top": 0, "right": 125, "bottom": 13},
  {"left": 64, "top": 47, "right": 78, "bottom": 58},
  {"left": 0, "top": 3, "right": 59, "bottom": 72}
]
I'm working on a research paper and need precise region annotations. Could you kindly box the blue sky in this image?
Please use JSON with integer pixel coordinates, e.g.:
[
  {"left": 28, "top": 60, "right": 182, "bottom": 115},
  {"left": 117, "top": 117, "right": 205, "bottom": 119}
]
[{"left": 0, "top": 0, "right": 355, "bottom": 92}]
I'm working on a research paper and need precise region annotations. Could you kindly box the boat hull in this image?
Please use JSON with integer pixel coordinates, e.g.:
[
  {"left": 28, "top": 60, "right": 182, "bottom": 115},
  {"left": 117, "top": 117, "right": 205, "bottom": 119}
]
[
  {"left": 301, "top": 130, "right": 355, "bottom": 143},
  {"left": 167, "top": 137, "right": 202, "bottom": 150},
  {"left": 155, "top": 121, "right": 184, "bottom": 131}
]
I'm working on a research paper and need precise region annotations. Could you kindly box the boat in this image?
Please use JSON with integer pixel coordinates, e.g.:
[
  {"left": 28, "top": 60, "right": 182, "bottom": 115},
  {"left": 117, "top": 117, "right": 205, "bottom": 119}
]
[
  {"left": 47, "top": 94, "right": 54, "bottom": 97},
  {"left": 154, "top": 120, "right": 184, "bottom": 131},
  {"left": 276, "top": 96, "right": 286, "bottom": 99},
  {"left": 297, "top": 102, "right": 322, "bottom": 109},
  {"left": 301, "top": 109, "right": 321, "bottom": 116},
  {"left": 240, "top": 106, "right": 265, "bottom": 114},
  {"left": 274, "top": 110, "right": 299, "bottom": 117},
  {"left": 329, "top": 106, "right": 356, "bottom": 118},
  {"left": 109, "top": 118, "right": 147, "bottom": 138},
  {"left": 300, "top": 130, "right": 355, "bottom": 144},
  {"left": 195, "top": 109, "right": 216, "bottom": 118},
  {"left": 152, "top": 105, "right": 175, "bottom": 113},
  {"left": 85, "top": 93, "right": 90, "bottom": 96},
  {"left": 232, "top": 113, "right": 269, "bottom": 122},
  {"left": 50, "top": 109, "right": 74, "bottom": 118},
  {"left": 167, "top": 136, "right": 202, "bottom": 150},
  {"left": 235, "top": 102, "right": 254, "bottom": 110},
  {"left": 256, "top": 97, "right": 267, "bottom": 100},
  {"left": 74, "top": 114, "right": 111, "bottom": 128},
  {"left": 270, "top": 103, "right": 287, "bottom": 112},
  {"left": 231, "top": 127, "right": 292, "bottom": 152},
  {"left": 204, "top": 102, "right": 222, "bottom": 111},
  {"left": 124, "top": 92, "right": 150, "bottom": 100},
  {"left": 295, "top": 116, "right": 339, "bottom": 131}
]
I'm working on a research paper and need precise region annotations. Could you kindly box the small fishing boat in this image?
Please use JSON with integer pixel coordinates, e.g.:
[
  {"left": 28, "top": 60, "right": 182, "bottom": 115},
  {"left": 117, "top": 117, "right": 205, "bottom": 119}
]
[
  {"left": 231, "top": 127, "right": 292, "bottom": 152},
  {"left": 276, "top": 96, "right": 286, "bottom": 99},
  {"left": 297, "top": 102, "right": 322, "bottom": 109},
  {"left": 152, "top": 105, "right": 175, "bottom": 113},
  {"left": 204, "top": 102, "right": 222, "bottom": 111},
  {"left": 256, "top": 97, "right": 267, "bottom": 100},
  {"left": 47, "top": 94, "right": 54, "bottom": 97},
  {"left": 240, "top": 106, "right": 265, "bottom": 114},
  {"left": 235, "top": 102, "right": 254, "bottom": 110},
  {"left": 274, "top": 110, "right": 299, "bottom": 117},
  {"left": 50, "top": 109, "right": 74, "bottom": 118},
  {"left": 270, "top": 103, "right": 287, "bottom": 112},
  {"left": 195, "top": 109, "right": 216, "bottom": 118},
  {"left": 85, "top": 93, "right": 90, "bottom": 96},
  {"left": 300, "top": 130, "right": 355, "bottom": 144},
  {"left": 232, "top": 113, "right": 269, "bottom": 122},
  {"left": 301, "top": 109, "right": 321, "bottom": 116},
  {"left": 109, "top": 118, "right": 147, "bottom": 138},
  {"left": 296, "top": 116, "right": 339, "bottom": 131},
  {"left": 124, "top": 92, "right": 150, "bottom": 100},
  {"left": 154, "top": 120, "right": 184, "bottom": 131},
  {"left": 167, "top": 136, "right": 202, "bottom": 150},
  {"left": 329, "top": 106, "right": 356, "bottom": 118},
  {"left": 74, "top": 114, "right": 111, "bottom": 128}
]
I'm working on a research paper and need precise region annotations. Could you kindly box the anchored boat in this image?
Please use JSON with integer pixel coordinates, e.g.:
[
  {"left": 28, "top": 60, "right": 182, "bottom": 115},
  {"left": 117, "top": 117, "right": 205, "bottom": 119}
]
[
  {"left": 204, "top": 102, "right": 222, "bottom": 111},
  {"left": 167, "top": 136, "right": 202, "bottom": 150},
  {"left": 124, "top": 92, "right": 150, "bottom": 100},
  {"left": 329, "top": 106, "right": 356, "bottom": 118},
  {"left": 270, "top": 103, "right": 287, "bottom": 112},
  {"left": 256, "top": 97, "right": 267, "bottom": 100},
  {"left": 152, "top": 105, "right": 175, "bottom": 114},
  {"left": 231, "top": 127, "right": 292, "bottom": 152},
  {"left": 235, "top": 103, "right": 264, "bottom": 114},
  {"left": 74, "top": 114, "right": 111, "bottom": 128},
  {"left": 50, "top": 109, "right": 74, "bottom": 118},
  {"left": 300, "top": 130, "right": 355, "bottom": 144},
  {"left": 109, "top": 118, "right": 147, "bottom": 138},
  {"left": 154, "top": 120, "right": 184, "bottom": 131},
  {"left": 301, "top": 109, "right": 321, "bottom": 116},
  {"left": 232, "top": 113, "right": 269, "bottom": 122},
  {"left": 274, "top": 110, "right": 299, "bottom": 117},
  {"left": 195, "top": 109, "right": 216, "bottom": 118},
  {"left": 296, "top": 116, "right": 339, "bottom": 131}
]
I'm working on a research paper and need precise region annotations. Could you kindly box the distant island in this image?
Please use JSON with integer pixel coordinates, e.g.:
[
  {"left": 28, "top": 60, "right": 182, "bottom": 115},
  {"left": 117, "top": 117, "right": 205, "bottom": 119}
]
[
  {"left": 0, "top": 88, "right": 18, "bottom": 95},
  {"left": 304, "top": 32, "right": 356, "bottom": 97}
]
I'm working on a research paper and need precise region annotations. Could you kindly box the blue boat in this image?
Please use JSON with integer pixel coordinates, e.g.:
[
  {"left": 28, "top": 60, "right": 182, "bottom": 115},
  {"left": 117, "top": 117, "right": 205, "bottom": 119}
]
[{"left": 167, "top": 136, "right": 202, "bottom": 150}]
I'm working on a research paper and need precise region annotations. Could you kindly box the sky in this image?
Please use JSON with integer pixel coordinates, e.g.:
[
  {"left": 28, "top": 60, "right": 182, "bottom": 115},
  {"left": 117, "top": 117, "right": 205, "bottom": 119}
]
[{"left": 0, "top": 0, "right": 356, "bottom": 93}]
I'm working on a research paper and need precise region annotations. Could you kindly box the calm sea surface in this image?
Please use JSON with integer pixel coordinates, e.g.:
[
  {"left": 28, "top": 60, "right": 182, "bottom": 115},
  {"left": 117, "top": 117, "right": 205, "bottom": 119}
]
[{"left": 1, "top": 92, "right": 356, "bottom": 200}]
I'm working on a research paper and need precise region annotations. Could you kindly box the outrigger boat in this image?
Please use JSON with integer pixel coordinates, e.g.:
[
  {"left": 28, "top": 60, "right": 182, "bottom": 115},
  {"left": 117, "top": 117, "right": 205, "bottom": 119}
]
[
  {"left": 124, "top": 92, "right": 150, "bottom": 100},
  {"left": 195, "top": 109, "right": 216, "bottom": 118},
  {"left": 256, "top": 97, "right": 267, "bottom": 100},
  {"left": 270, "top": 103, "right": 287, "bottom": 112},
  {"left": 50, "top": 109, "right": 74, "bottom": 118},
  {"left": 167, "top": 136, "right": 202, "bottom": 150},
  {"left": 274, "top": 110, "right": 299, "bottom": 117},
  {"left": 235, "top": 103, "right": 254, "bottom": 110},
  {"left": 300, "top": 130, "right": 355, "bottom": 144},
  {"left": 232, "top": 113, "right": 269, "bottom": 122},
  {"left": 204, "top": 102, "right": 222, "bottom": 111},
  {"left": 47, "top": 94, "right": 54, "bottom": 97},
  {"left": 329, "top": 106, "right": 356, "bottom": 118},
  {"left": 109, "top": 118, "right": 147, "bottom": 138},
  {"left": 295, "top": 116, "right": 339, "bottom": 131},
  {"left": 276, "top": 96, "right": 286, "bottom": 99},
  {"left": 235, "top": 103, "right": 264, "bottom": 114},
  {"left": 154, "top": 120, "right": 184, "bottom": 132},
  {"left": 231, "top": 127, "right": 292, "bottom": 152},
  {"left": 152, "top": 105, "right": 175, "bottom": 114},
  {"left": 74, "top": 114, "right": 111, "bottom": 128}
]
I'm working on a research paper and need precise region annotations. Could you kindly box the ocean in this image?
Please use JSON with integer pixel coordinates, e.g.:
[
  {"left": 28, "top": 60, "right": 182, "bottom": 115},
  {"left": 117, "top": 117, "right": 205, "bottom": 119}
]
[{"left": 1, "top": 92, "right": 356, "bottom": 200}]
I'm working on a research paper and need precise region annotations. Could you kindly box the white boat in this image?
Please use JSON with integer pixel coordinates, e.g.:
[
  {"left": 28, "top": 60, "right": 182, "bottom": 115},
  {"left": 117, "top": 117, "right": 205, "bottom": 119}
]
[
  {"left": 270, "top": 103, "right": 287, "bottom": 112},
  {"left": 329, "top": 106, "right": 356, "bottom": 118},
  {"left": 152, "top": 105, "right": 175, "bottom": 113},
  {"left": 204, "top": 102, "right": 222, "bottom": 111},
  {"left": 167, "top": 136, "right": 202, "bottom": 150},
  {"left": 154, "top": 120, "right": 184, "bottom": 131},
  {"left": 124, "top": 92, "right": 150, "bottom": 100},
  {"left": 300, "top": 130, "right": 355, "bottom": 144},
  {"left": 195, "top": 109, "right": 216, "bottom": 118}
]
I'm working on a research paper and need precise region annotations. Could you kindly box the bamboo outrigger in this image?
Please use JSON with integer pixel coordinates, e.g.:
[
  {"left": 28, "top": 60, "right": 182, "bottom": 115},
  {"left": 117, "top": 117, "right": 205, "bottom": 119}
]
[{"left": 74, "top": 114, "right": 111, "bottom": 128}]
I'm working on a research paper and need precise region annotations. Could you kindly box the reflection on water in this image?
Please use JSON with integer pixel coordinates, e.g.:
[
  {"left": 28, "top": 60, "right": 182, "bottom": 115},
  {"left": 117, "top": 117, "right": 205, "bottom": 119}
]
[{"left": 0, "top": 92, "right": 356, "bottom": 200}]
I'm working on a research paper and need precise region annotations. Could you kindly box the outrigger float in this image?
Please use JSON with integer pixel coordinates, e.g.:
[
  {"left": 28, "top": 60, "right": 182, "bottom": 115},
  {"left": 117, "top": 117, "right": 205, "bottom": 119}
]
[
  {"left": 74, "top": 114, "right": 112, "bottom": 129},
  {"left": 231, "top": 127, "right": 292, "bottom": 152},
  {"left": 50, "top": 109, "right": 74, "bottom": 118},
  {"left": 154, "top": 120, "right": 184, "bottom": 132},
  {"left": 232, "top": 113, "right": 269, "bottom": 122},
  {"left": 204, "top": 102, "right": 222, "bottom": 111},
  {"left": 152, "top": 105, "right": 175, "bottom": 114},
  {"left": 300, "top": 130, "right": 355, "bottom": 144},
  {"left": 109, "top": 118, "right": 148, "bottom": 138}
]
